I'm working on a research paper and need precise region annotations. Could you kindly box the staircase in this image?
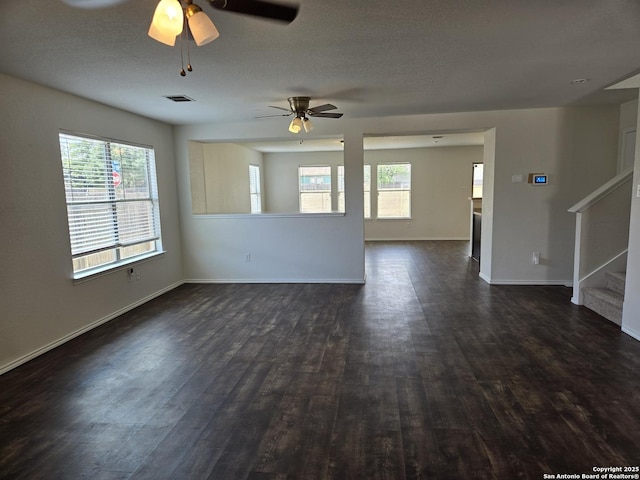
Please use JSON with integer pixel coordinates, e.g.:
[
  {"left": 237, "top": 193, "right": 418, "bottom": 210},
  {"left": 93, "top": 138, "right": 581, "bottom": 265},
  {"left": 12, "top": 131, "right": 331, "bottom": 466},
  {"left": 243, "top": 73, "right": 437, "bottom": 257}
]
[{"left": 582, "top": 272, "right": 626, "bottom": 325}]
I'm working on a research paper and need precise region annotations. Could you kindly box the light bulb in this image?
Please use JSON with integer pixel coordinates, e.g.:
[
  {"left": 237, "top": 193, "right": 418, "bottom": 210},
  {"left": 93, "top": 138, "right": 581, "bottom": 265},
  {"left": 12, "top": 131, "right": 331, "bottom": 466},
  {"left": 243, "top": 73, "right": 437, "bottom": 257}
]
[
  {"left": 148, "top": 0, "right": 184, "bottom": 46},
  {"left": 289, "top": 117, "right": 303, "bottom": 133}
]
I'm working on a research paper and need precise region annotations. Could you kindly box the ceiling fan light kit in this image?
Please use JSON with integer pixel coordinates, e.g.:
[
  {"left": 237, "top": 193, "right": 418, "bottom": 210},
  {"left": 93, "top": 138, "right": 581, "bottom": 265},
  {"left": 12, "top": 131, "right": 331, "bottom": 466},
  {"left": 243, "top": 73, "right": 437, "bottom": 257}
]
[{"left": 148, "top": 0, "right": 219, "bottom": 47}]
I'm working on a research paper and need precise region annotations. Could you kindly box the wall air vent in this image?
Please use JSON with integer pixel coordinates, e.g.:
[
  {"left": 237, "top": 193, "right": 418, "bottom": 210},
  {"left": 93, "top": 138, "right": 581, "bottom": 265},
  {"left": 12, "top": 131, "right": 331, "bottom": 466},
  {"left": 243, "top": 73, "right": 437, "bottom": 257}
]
[{"left": 164, "top": 95, "right": 194, "bottom": 102}]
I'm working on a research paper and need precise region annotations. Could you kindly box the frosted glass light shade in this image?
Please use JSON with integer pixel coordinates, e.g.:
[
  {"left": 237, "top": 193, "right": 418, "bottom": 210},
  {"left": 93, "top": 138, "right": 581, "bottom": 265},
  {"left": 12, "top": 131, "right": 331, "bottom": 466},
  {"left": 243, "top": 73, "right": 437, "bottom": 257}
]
[
  {"left": 148, "top": 23, "right": 178, "bottom": 46},
  {"left": 148, "top": 0, "right": 183, "bottom": 46},
  {"left": 188, "top": 11, "right": 220, "bottom": 46},
  {"left": 289, "top": 117, "right": 303, "bottom": 133},
  {"left": 302, "top": 117, "right": 313, "bottom": 132}
]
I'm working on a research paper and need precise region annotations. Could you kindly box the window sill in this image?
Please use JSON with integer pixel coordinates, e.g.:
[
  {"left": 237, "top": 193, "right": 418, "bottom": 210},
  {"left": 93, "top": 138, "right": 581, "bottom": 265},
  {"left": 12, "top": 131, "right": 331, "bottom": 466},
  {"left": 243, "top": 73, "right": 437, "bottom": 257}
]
[
  {"left": 193, "top": 212, "right": 346, "bottom": 219},
  {"left": 72, "top": 251, "right": 166, "bottom": 284}
]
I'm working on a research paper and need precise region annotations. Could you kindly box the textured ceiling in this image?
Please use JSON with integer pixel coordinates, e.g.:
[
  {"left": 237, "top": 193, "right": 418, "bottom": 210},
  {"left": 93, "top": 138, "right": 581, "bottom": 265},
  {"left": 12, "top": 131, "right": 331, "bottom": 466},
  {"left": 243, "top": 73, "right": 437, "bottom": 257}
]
[{"left": 1, "top": 0, "right": 640, "bottom": 127}]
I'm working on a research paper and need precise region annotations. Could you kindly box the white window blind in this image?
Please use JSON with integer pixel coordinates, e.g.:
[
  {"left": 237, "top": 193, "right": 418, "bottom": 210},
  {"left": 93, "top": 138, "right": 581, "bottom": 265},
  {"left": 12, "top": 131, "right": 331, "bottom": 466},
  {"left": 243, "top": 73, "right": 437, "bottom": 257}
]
[{"left": 59, "top": 133, "right": 161, "bottom": 275}]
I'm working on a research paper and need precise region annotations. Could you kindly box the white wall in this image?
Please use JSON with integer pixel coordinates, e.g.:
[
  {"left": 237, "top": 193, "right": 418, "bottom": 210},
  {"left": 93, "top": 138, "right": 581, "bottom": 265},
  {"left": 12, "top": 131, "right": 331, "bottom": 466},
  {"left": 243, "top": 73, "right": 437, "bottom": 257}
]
[
  {"left": 263, "top": 151, "right": 344, "bottom": 213},
  {"left": 0, "top": 74, "right": 183, "bottom": 373},
  {"left": 622, "top": 95, "right": 640, "bottom": 340},
  {"left": 364, "top": 146, "right": 483, "bottom": 240},
  {"left": 620, "top": 99, "right": 638, "bottom": 130},
  {"left": 618, "top": 100, "right": 638, "bottom": 174},
  {"left": 189, "top": 142, "right": 263, "bottom": 214},
  {"left": 488, "top": 107, "right": 619, "bottom": 284},
  {"left": 174, "top": 105, "right": 619, "bottom": 286}
]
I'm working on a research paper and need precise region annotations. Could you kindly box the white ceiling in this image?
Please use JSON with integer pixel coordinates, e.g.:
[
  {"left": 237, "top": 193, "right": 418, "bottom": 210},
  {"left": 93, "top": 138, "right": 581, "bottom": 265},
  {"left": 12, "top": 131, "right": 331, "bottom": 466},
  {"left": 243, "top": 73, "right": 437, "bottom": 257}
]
[{"left": 1, "top": 0, "right": 640, "bottom": 128}]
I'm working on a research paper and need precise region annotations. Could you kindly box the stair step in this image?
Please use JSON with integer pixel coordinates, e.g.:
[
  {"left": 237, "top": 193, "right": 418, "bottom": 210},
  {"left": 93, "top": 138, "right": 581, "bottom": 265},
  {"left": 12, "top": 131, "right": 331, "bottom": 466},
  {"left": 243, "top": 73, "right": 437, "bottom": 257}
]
[
  {"left": 583, "top": 287, "right": 623, "bottom": 325},
  {"left": 605, "top": 271, "right": 626, "bottom": 296}
]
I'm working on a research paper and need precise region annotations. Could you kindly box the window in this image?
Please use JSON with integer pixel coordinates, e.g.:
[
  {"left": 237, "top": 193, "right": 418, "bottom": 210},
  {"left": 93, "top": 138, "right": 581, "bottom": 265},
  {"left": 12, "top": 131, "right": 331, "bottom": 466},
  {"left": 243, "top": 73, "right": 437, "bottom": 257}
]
[
  {"left": 299, "top": 166, "right": 332, "bottom": 213},
  {"left": 337, "top": 166, "right": 345, "bottom": 213},
  {"left": 364, "top": 164, "right": 371, "bottom": 219},
  {"left": 59, "top": 132, "right": 162, "bottom": 277},
  {"left": 249, "top": 164, "right": 262, "bottom": 213},
  {"left": 472, "top": 163, "right": 484, "bottom": 198},
  {"left": 337, "top": 165, "right": 371, "bottom": 217},
  {"left": 377, "top": 163, "right": 411, "bottom": 218}
]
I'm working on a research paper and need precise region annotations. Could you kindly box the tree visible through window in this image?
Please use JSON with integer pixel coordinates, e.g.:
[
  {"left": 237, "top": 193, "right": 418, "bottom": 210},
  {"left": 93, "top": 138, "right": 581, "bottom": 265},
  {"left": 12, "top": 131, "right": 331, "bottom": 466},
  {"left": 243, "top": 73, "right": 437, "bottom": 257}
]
[
  {"left": 59, "top": 132, "right": 162, "bottom": 276},
  {"left": 377, "top": 163, "right": 411, "bottom": 218}
]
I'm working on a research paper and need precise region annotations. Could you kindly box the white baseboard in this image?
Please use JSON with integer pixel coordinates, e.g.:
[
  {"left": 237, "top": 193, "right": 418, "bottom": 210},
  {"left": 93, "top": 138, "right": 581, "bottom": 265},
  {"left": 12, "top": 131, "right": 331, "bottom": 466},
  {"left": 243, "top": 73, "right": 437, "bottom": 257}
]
[
  {"left": 483, "top": 278, "right": 571, "bottom": 286},
  {"left": 184, "top": 278, "right": 367, "bottom": 284},
  {"left": 364, "top": 237, "right": 469, "bottom": 242},
  {"left": 0, "top": 281, "right": 184, "bottom": 376},
  {"left": 622, "top": 325, "right": 640, "bottom": 342}
]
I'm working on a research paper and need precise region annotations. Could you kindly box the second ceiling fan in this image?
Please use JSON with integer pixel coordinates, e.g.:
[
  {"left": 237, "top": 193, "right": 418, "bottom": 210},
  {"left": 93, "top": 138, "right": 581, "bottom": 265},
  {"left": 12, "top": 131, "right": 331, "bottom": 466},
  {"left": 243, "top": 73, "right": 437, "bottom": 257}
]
[{"left": 263, "top": 97, "right": 344, "bottom": 133}]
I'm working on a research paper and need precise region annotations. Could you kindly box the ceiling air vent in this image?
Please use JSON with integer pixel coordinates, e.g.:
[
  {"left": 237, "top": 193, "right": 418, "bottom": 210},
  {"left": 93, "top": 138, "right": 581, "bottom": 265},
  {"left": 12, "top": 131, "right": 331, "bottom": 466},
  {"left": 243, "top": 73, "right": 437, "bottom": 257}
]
[{"left": 164, "top": 95, "right": 194, "bottom": 102}]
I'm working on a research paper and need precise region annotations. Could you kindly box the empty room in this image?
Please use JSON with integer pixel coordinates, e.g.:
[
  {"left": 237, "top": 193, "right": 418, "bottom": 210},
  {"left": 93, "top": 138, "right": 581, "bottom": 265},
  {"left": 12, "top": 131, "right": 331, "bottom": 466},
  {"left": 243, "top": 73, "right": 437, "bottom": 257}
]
[{"left": 2, "top": 1, "right": 640, "bottom": 479}]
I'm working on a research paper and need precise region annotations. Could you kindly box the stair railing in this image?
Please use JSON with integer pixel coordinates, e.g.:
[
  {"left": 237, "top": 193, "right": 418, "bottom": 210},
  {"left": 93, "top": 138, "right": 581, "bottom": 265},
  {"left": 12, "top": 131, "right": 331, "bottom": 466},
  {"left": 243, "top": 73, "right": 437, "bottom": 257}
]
[{"left": 568, "top": 169, "right": 633, "bottom": 305}]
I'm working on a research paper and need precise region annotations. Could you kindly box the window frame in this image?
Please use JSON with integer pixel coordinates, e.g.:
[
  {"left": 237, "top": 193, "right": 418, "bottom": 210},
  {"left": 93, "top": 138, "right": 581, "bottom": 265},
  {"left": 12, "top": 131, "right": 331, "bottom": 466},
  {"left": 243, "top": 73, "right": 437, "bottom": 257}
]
[
  {"left": 59, "top": 131, "right": 163, "bottom": 279},
  {"left": 249, "top": 164, "right": 262, "bottom": 213},
  {"left": 376, "top": 162, "right": 412, "bottom": 219},
  {"left": 298, "top": 165, "right": 332, "bottom": 213},
  {"left": 472, "top": 162, "right": 484, "bottom": 199}
]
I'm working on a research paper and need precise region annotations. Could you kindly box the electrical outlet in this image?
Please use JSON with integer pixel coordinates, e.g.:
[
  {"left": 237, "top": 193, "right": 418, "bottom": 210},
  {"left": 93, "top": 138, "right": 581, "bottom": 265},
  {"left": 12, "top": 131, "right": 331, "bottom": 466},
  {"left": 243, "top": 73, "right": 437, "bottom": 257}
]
[
  {"left": 244, "top": 253, "right": 251, "bottom": 262},
  {"left": 127, "top": 267, "right": 135, "bottom": 282},
  {"left": 637, "top": 184, "right": 640, "bottom": 198}
]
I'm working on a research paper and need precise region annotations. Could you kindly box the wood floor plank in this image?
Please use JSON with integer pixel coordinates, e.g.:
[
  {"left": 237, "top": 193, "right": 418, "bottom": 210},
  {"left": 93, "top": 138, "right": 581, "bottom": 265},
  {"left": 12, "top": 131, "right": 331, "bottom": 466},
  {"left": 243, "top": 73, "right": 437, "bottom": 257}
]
[{"left": 2, "top": 241, "right": 640, "bottom": 479}]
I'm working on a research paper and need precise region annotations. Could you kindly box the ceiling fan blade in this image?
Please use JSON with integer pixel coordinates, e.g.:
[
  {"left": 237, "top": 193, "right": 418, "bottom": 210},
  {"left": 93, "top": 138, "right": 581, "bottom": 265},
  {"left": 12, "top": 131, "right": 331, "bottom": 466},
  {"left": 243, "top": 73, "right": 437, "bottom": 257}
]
[
  {"left": 268, "top": 105, "right": 293, "bottom": 112},
  {"left": 308, "top": 112, "right": 343, "bottom": 119},
  {"left": 307, "top": 104, "right": 337, "bottom": 114},
  {"left": 208, "top": 0, "right": 299, "bottom": 23},
  {"left": 256, "top": 113, "right": 292, "bottom": 118},
  {"left": 60, "top": 0, "right": 130, "bottom": 8}
]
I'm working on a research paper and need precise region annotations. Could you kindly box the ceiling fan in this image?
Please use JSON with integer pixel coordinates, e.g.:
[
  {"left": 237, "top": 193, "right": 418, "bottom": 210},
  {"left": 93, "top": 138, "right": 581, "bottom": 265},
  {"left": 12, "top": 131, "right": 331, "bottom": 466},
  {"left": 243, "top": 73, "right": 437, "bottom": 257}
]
[
  {"left": 261, "top": 97, "right": 344, "bottom": 133},
  {"left": 61, "top": 0, "right": 299, "bottom": 75},
  {"left": 60, "top": 0, "right": 299, "bottom": 24}
]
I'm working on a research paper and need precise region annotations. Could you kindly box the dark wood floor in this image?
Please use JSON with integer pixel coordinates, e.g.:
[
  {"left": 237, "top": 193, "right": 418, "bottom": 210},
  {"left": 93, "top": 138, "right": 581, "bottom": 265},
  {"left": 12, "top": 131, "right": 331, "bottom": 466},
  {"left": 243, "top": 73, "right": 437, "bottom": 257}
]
[{"left": 1, "top": 241, "right": 640, "bottom": 480}]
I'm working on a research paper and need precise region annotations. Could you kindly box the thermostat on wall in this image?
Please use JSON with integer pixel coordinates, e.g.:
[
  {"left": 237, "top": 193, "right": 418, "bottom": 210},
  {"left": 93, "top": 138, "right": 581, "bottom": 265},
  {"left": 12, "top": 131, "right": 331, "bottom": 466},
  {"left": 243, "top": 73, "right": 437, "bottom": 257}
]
[{"left": 528, "top": 173, "right": 548, "bottom": 185}]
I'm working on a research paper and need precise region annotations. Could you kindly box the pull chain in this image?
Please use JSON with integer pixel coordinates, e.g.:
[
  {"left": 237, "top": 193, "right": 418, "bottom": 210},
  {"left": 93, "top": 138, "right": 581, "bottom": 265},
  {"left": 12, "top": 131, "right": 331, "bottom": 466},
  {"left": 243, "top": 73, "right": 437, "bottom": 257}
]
[
  {"left": 179, "top": 14, "right": 194, "bottom": 76},
  {"left": 179, "top": 16, "right": 186, "bottom": 76}
]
